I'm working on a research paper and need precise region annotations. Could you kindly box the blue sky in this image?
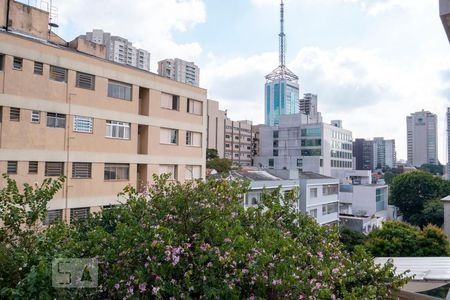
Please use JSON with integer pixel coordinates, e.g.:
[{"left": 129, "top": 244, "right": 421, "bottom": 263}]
[{"left": 49, "top": 0, "right": 450, "bottom": 161}]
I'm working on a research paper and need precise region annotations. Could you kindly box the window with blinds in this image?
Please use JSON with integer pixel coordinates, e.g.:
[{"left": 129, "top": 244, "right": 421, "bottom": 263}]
[
  {"left": 31, "top": 110, "right": 40, "bottom": 123},
  {"left": 70, "top": 207, "right": 90, "bottom": 223},
  {"left": 106, "top": 120, "right": 130, "bottom": 139},
  {"left": 160, "top": 93, "right": 179, "bottom": 110},
  {"left": 73, "top": 116, "right": 93, "bottom": 133},
  {"left": 47, "top": 113, "right": 66, "bottom": 128},
  {"left": 13, "top": 57, "right": 23, "bottom": 70},
  {"left": 7, "top": 161, "right": 17, "bottom": 174},
  {"left": 104, "top": 164, "right": 129, "bottom": 180},
  {"left": 72, "top": 162, "right": 92, "bottom": 178},
  {"left": 9, "top": 107, "right": 20, "bottom": 121},
  {"left": 185, "top": 165, "right": 201, "bottom": 180},
  {"left": 187, "top": 99, "right": 202, "bottom": 115},
  {"left": 45, "top": 162, "right": 64, "bottom": 176},
  {"left": 159, "top": 165, "right": 177, "bottom": 180},
  {"left": 76, "top": 72, "right": 95, "bottom": 90},
  {"left": 186, "top": 131, "right": 201, "bottom": 147},
  {"left": 43, "top": 209, "right": 62, "bottom": 225},
  {"left": 28, "top": 161, "right": 38, "bottom": 174},
  {"left": 49, "top": 66, "right": 67, "bottom": 82},
  {"left": 34, "top": 62, "right": 43, "bottom": 75},
  {"left": 160, "top": 128, "right": 178, "bottom": 145},
  {"left": 108, "top": 80, "right": 132, "bottom": 100}
]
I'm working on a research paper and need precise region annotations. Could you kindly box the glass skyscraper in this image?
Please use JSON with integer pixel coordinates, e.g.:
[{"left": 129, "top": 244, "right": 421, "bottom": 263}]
[{"left": 265, "top": 79, "right": 299, "bottom": 126}]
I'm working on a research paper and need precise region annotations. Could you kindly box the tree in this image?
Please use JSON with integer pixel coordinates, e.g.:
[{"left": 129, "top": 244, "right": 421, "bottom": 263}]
[
  {"left": 206, "top": 158, "right": 232, "bottom": 173},
  {"left": 1, "top": 175, "right": 410, "bottom": 299},
  {"left": 206, "top": 148, "right": 219, "bottom": 161},
  {"left": 390, "top": 171, "right": 445, "bottom": 226},
  {"left": 419, "top": 163, "right": 444, "bottom": 176},
  {"left": 339, "top": 228, "right": 367, "bottom": 253},
  {"left": 364, "top": 221, "right": 450, "bottom": 257},
  {"left": 422, "top": 199, "right": 444, "bottom": 227}
]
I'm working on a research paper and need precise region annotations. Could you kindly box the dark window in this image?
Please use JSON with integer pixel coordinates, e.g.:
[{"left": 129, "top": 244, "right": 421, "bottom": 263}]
[
  {"left": 43, "top": 209, "right": 62, "bottom": 225},
  {"left": 70, "top": 207, "right": 90, "bottom": 223},
  {"left": 13, "top": 57, "right": 23, "bottom": 70},
  {"left": 273, "top": 150, "right": 278, "bottom": 156},
  {"left": 29, "top": 161, "right": 38, "bottom": 174},
  {"left": 7, "top": 161, "right": 17, "bottom": 174},
  {"left": 104, "top": 164, "right": 129, "bottom": 180},
  {"left": 45, "top": 162, "right": 64, "bottom": 176},
  {"left": 49, "top": 66, "right": 67, "bottom": 82},
  {"left": 9, "top": 107, "right": 20, "bottom": 121},
  {"left": 34, "top": 62, "right": 43, "bottom": 75},
  {"left": 31, "top": 111, "right": 40, "bottom": 123},
  {"left": 273, "top": 140, "right": 279, "bottom": 148},
  {"left": 172, "top": 95, "right": 179, "bottom": 110},
  {"left": 47, "top": 113, "right": 66, "bottom": 128},
  {"left": 72, "top": 162, "right": 92, "bottom": 178},
  {"left": 108, "top": 80, "right": 132, "bottom": 100},
  {"left": 268, "top": 159, "right": 274, "bottom": 167},
  {"left": 273, "top": 131, "right": 279, "bottom": 139},
  {"left": 0, "top": 54, "right": 4, "bottom": 71},
  {"left": 76, "top": 72, "right": 95, "bottom": 90}
]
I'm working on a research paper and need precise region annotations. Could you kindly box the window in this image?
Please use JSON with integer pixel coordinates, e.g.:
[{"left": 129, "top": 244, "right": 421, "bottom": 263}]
[
  {"left": 376, "top": 188, "right": 385, "bottom": 212},
  {"left": 47, "top": 113, "right": 66, "bottom": 128},
  {"left": 322, "top": 202, "right": 338, "bottom": 215},
  {"left": 13, "top": 57, "right": 23, "bottom": 70},
  {"left": 301, "top": 128, "right": 321, "bottom": 137},
  {"left": 268, "top": 158, "right": 274, "bottom": 167},
  {"left": 43, "top": 209, "right": 62, "bottom": 225},
  {"left": 301, "top": 139, "right": 322, "bottom": 147},
  {"left": 310, "top": 188, "right": 318, "bottom": 198},
  {"left": 185, "top": 165, "right": 201, "bottom": 180},
  {"left": 234, "top": 136, "right": 239, "bottom": 140},
  {"left": 301, "top": 149, "right": 321, "bottom": 156},
  {"left": 28, "top": 161, "right": 38, "bottom": 174},
  {"left": 73, "top": 116, "right": 93, "bottom": 133},
  {"left": 70, "top": 207, "right": 90, "bottom": 223},
  {"left": 0, "top": 54, "right": 4, "bottom": 71},
  {"left": 7, "top": 161, "right": 17, "bottom": 174},
  {"left": 160, "top": 128, "right": 178, "bottom": 145},
  {"left": 159, "top": 165, "right": 177, "bottom": 180},
  {"left": 45, "top": 162, "right": 64, "bottom": 176},
  {"left": 225, "top": 143, "right": 230, "bottom": 148},
  {"left": 187, "top": 99, "right": 202, "bottom": 115},
  {"left": 225, "top": 134, "right": 230, "bottom": 139},
  {"left": 273, "top": 140, "right": 279, "bottom": 148},
  {"left": 297, "top": 159, "right": 303, "bottom": 168},
  {"left": 160, "top": 93, "right": 179, "bottom": 110},
  {"left": 34, "top": 62, "right": 43, "bottom": 75},
  {"left": 106, "top": 120, "right": 130, "bottom": 139},
  {"left": 234, "top": 144, "right": 239, "bottom": 149},
  {"left": 322, "top": 184, "right": 338, "bottom": 196},
  {"left": 273, "top": 150, "right": 279, "bottom": 157},
  {"left": 108, "top": 80, "right": 132, "bottom": 100},
  {"left": 309, "top": 209, "right": 317, "bottom": 219},
  {"left": 76, "top": 72, "right": 95, "bottom": 90},
  {"left": 31, "top": 111, "right": 40, "bottom": 123},
  {"left": 104, "top": 163, "right": 129, "bottom": 180},
  {"left": 9, "top": 107, "right": 20, "bottom": 121},
  {"left": 72, "top": 162, "right": 92, "bottom": 179},
  {"left": 186, "top": 131, "right": 201, "bottom": 147},
  {"left": 49, "top": 66, "right": 67, "bottom": 82},
  {"left": 273, "top": 131, "right": 279, "bottom": 138}
]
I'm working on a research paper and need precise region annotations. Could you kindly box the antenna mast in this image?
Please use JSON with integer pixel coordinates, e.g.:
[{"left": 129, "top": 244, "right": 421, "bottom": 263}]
[{"left": 279, "top": 0, "right": 286, "bottom": 66}]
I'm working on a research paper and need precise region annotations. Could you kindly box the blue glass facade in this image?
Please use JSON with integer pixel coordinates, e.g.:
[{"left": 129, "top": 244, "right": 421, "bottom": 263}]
[{"left": 265, "top": 79, "right": 299, "bottom": 126}]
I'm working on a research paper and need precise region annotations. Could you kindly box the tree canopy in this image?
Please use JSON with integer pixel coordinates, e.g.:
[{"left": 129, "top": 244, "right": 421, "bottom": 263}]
[{"left": 0, "top": 175, "right": 409, "bottom": 299}]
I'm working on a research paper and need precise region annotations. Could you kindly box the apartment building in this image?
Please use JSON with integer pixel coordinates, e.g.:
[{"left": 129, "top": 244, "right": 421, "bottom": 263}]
[
  {"left": 158, "top": 58, "right": 200, "bottom": 87},
  {"left": 224, "top": 119, "right": 253, "bottom": 166},
  {"left": 406, "top": 110, "right": 438, "bottom": 167},
  {"left": 0, "top": 1, "right": 206, "bottom": 224},
  {"left": 82, "top": 29, "right": 151, "bottom": 72},
  {"left": 206, "top": 99, "right": 226, "bottom": 158},
  {"left": 353, "top": 137, "right": 397, "bottom": 171}
]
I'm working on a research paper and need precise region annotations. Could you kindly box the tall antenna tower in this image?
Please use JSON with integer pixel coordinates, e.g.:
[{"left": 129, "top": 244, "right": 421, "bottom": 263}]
[{"left": 265, "top": 0, "right": 298, "bottom": 82}]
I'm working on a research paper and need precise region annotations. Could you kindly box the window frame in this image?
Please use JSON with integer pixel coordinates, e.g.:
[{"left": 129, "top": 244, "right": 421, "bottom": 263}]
[
  {"left": 28, "top": 161, "right": 38, "bottom": 174},
  {"left": 75, "top": 72, "right": 96, "bottom": 90},
  {"left": 49, "top": 65, "right": 67, "bottom": 82},
  {"left": 31, "top": 110, "right": 40, "bottom": 123},
  {"left": 72, "top": 162, "right": 92, "bottom": 179},
  {"left": 46, "top": 113, "right": 66, "bottom": 128},
  {"left": 107, "top": 80, "right": 132, "bottom": 101},
  {"left": 105, "top": 120, "right": 131, "bottom": 139},
  {"left": 9, "top": 107, "right": 20, "bottom": 121},
  {"left": 7, "top": 161, "right": 18, "bottom": 174},
  {"left": 34, "top": 62, "right": 43, "bottom": 75},
  {"left": 104, "top": 163, "right": 130, "bottom": 181},
  {"left": 187, "top": 98, "right": 202, "bottom": 115},
  {"left": 13, "top": 57, "right": 23, "bottom": 70},
  {"left": 45, "top": 162, "right": 64, "bottom": 177},
  {"left": 73, "top": 116, "right": 93, "bottom": 133}
]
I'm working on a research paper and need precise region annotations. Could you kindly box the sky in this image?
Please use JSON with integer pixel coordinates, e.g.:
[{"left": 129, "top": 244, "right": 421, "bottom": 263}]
[{"left": 34, "top": 0, "right": 450, "bottom": 161}]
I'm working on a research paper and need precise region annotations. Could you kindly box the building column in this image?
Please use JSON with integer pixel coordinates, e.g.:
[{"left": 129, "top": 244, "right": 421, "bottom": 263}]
[{"left": 441, "top": 196, "right": 450, "bottom": 240}]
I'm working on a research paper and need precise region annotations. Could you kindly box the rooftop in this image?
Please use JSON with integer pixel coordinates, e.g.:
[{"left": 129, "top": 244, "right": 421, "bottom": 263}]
[
  {"left": 230, "top": 170, "right": 282, "bottom": 182},
  {"left": 298, "top": 172, "right": 334, "bottom": 180}
]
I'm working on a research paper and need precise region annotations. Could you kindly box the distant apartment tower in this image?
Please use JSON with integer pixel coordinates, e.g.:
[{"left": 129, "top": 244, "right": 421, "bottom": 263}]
[
  {"left": 353, "top": 139, "right": 374, "bottom": 171},
  {"left": 299, "top": 93, "right": 318, "bottom": 116},
  {"left": 224, "top": 120, "right": 253, "bottom": 166},
  {"left": 407, "top": 110, "right": 438, "bottom": 167},
  {"left": 82, "top": 29, "right": 151, "bottom": 72},
  {"left": 206, "top": 99, "right": 226, "bottom": 158},
  {"left": 158, "top": 58, "right": 200, "bottom": 87},
  {"left": 440, "top": 0, "right": 450, "bottom": 42}
]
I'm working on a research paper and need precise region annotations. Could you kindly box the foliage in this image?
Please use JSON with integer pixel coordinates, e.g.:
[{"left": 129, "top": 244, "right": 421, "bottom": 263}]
[
  {"left": 382, "top": 167, "right": 401, "bottom": 185},
  {"left": 419, "top": 163, "right": 444, "bottom": 176},
  {"left": 206, "top": 148, "right": 219, "bottom": 161},
  {"left": 1, "top": 175, "right": 410, "bottom": 299},
  {"left": 364, "top": 221, "right": 450, "bottom": 257},
  {"left": 421, "top": 199, "right": 444, "bottom": 228},
  {"left": 206, "top": 158, "right": 233, "bottom": 174},
  {"left": 339, "top": 228, "right": 367, "bottom": 253},
  {"left": 390, "top": 171, "right": 446, "bottom": 226},
  {"left": 0, "top": 175, "right": 64, "bottom": 291}
]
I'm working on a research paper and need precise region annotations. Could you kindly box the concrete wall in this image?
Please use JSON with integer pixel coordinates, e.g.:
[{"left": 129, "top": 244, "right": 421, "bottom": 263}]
[
  {"left": 206, "top": 99, "right": 225, "bottom": 158},
  {"left": 442, "top": 197, "right": 450, "bottom": 240}
]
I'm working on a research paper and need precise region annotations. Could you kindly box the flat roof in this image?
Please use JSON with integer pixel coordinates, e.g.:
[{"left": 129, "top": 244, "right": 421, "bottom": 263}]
[
  {"left": 298, "top": 172, "right": 335, "bottom": 180},
  {"left": 230, "top": 171, "right": 282, "bottom": 182},
  {"left": 374, "top": 257, "right": 450, "bottom": 281}
]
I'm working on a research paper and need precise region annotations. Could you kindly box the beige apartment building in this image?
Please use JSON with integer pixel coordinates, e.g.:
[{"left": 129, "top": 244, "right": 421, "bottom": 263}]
[
  {"left": 0, "top": 1, "right": 207, "bottom": 223},
  {"left": 206, "top": 99, "right": 226, "bottom": 158},
  {"left": 224, "top": 119, "right": 253, "bottom": 166}
]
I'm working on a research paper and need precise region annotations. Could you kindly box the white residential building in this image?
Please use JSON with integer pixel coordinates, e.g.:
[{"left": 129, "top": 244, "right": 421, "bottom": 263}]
[
  {"left": 82, "top": 29, "right": 151, "bottom": 72},
  {"left": 158, "top": 58, "right": 200, "bottom": 87}
]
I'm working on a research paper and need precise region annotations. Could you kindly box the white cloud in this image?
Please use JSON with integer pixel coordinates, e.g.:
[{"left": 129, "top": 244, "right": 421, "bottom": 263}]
[
  {"left": 250, "top": 0, "right": 293, "bottom": 7},
  {"left": 55, "top": 0, "right": 206, "bottom": 69},
  {"left": 342, "top": 0, "right": 434, "bottom": 15}
]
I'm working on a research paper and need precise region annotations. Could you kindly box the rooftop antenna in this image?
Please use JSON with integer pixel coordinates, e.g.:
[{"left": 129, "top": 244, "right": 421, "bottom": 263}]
[{"left": 279, "top": 0, "right": 286, "bottom": 67}]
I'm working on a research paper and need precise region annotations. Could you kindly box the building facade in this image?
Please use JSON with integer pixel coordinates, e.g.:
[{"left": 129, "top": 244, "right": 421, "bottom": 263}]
[
  {"left": 0, "top": 5, "right": 207, "bottom": 224},
  {"left": 353, "top": 137, "right": 396, "bottom": 171},
  {"left": 353, "top": 138, "right": 374, "bottom": 171},
  {"left": 82, "top": 29, "right": 151, "bottom": 72},
  {"left": 406, "top": 110, "right": 438, "bottom": 167},
  {"left": 441, "top": 0, "right": 450, "bottom": 42},
  {"left": 158, "top": 58, "right": 200, "bottom": 87},
  {"left": 206, "top": 99, "right": 226, "bottom": 158},
  {"left": 224, "top": 119, "right": 253, "bottom": 166}
]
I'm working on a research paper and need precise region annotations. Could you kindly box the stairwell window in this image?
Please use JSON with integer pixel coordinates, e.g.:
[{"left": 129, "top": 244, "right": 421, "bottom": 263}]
[
  {"left": 47, "top": 113, "right": 66, "bottom": 128},
  {"left": 28, "top": 161, "right": 38, "bottom": 174},
  {"left": 73, "top": 116, "right": 93, "bottom": 133},
  {"left": 72, "top": 162, "right": 92, "bottom": 179},
  {"left": 108, "top": 80, "right": 132, "bottom": 100},
  {"left": 9, "top": 107, "right": 20, "bottom": 121},
  {"left": 187, "top": 99, "right": 202, "bottom": 115},
  {"left": 34, "top": 62, "right": 43, "bottom": 75},
  {"left": 13, "top": 57, "right": 23, "bottom": 70},
  {"left": 76, "top": 72, "right": 95, "bottom": 90},
  {"left": 106, "top": 120, "right": 130, "bottom": 139},
  {"left": 49, "top": 66, "right": 67, "bottom": 82},
  {"left": 45, "top": 162, "right": 64, "bottom": 176},
  {"left": 31, "top": 111, "right": 40, "bottom": 123},
  {"left": 7, "top": 161, "right": 17, "bottom": 174}
]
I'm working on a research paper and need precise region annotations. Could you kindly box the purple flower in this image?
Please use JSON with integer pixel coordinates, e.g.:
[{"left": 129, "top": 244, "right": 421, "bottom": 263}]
[
  {"left": 139, "top": 283, "right": 147, "bottom": 293},
  {"left": 152, "top": 286, "right": 160, "bottom": 295},
  {"left": 224, "top": 237, "right": 232, "bottom": 243},
  {"left": 207, "top": 262, "right": 213, "bottom": 268},
  {"left": 114, "top": 283, "right": 120, "bottom": 290},
  {"left": 332, "top": 268, "right": 339, "bottom": 274}
]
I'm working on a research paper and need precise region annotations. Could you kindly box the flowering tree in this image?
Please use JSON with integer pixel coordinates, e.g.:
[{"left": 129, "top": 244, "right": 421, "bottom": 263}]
[{"left": 2, "top": 175, "right": 409, "bottom": 299}]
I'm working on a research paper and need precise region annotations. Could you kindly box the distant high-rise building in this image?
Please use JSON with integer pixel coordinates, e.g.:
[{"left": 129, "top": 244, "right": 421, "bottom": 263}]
[
  {"left": 300, "top": 93, "right": 318, "bottom": 116},
  {"left": 224, "top": 119, "right": 253, "bottom": 166},
  {"left": 447, "top": 108, "right": 450, "bottom": 179},
  {"left": 264, "top": 0, "right": 299, "bottom": 126},
  {"left": 158, "top": 58, "right": 200, "bottom": 87},
  {"left": 407, "top": 110, "right": 438, "bottom": 167},
  {"left": 383, "top": 139, "right": 397, "bottom": 169},
  {"left": 353, "top": 138, "right": 396, "bottom": 171},
  {"left": 82, "top": 29, "right": 151, "bottom": 72},
  {"left": 353, "top": 139, "right": 374, "bottom": 171},
  {"left": 440, "top": 0, "right": 450, "bottom": 42}
]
